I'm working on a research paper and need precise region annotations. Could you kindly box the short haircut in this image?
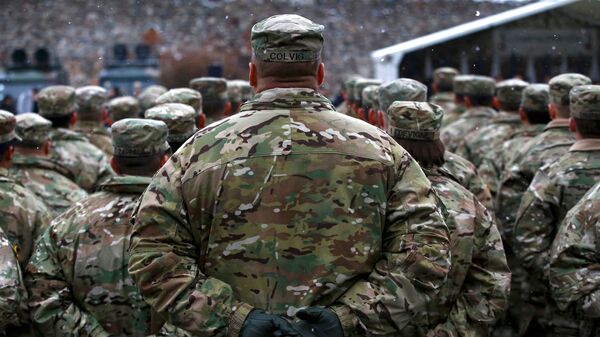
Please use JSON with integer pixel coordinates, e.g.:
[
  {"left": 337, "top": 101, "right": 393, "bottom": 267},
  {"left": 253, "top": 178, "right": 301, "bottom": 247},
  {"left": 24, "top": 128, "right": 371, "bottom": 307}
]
[
  {"left": 113, "top": 150, "right": 169, "bottom": 176},
  {"left": 574, "top": 118, "right": 600, "bottom": 138},
  {"left": 253, "top": 56, "right": 320, "bottom": 80},
  {"left": 395, "top": 139, "right": 446, "bottom": 168},
  {"left": 437, "top": 82, "right": 453, "bottom": 92},
  {"left": 46, "top": 114, "right": 74, "bottom": 128},
  {"left": 465, "top": 94, "right": 494, "bottom": 107},
  {"left": 523, "top": 108, "right": 551, "bottom": 125},
  {"left": 499, "top": 100, "right": 520, "bottom": 112},
  {"left": 203, "top": 99, "right": 227, "bottom": 118}
]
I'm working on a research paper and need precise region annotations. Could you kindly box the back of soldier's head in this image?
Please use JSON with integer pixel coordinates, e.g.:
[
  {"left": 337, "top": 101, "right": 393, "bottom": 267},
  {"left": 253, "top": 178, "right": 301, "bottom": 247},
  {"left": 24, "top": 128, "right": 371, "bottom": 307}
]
[
  {"left": 111, "top": 118, "right": 170, "bottom": 176},
  {"left": 344, "top": 77, "right": 362, "bottom": 104},
  {"left": 38, "top": 85, "right": 77, "bottom": 128},
  {"left": 138, "top": 85, "right": 168, "bottom": 114},
  {"left": 109, "top": 96, "right": 140, "bottom": 122},
  {"left": 354, "top": 79, "right": 382, "bottom": 108},
  {"left": 227, "top": 80, "right": 254, "bottom": 114},
  {"left": 433, "top": 67, "right": 459, "bottom": 92},
  {"left": 549, "top": 73, "right": 592, "bottom": 118},
  {"left": 521, "top": 84, "right": 550, "bottom": 125},
  {"left": 461, "top": 75, "right": 495, "bottom": 107},
  {"left": 496, "top": 79, "right": 529, "bottom": 112},
  {"left": 75, "top": 86, "right": 107, "bottom": 121},
  {"left": 145, "top": 103, "right": 197, "bottom": 152},
  {"left": 15, "top": 113, "right": 52, "bottom": 149},
  {"left": 378, "top": 78, "right": 428, "bottom": 113},
  {"left": 189, "top": 77, "right": 228, "bottom": 119},
  {"left": 0, "top": 110, "right": 19, "bottom": 159},
  {"left": 155, "top": 88, "right": 204, "bottom": 127},
  {"left": 570, "top": 85, "right": 600, "bottom": 138},
  {"left": 453, "top": 75, "right": 471, "bottom": 102}
]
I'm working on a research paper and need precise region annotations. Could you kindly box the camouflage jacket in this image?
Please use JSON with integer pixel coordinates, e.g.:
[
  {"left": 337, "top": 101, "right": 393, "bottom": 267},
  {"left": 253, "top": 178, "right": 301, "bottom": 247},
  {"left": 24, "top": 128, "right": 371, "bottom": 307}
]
[
  {"left": 10, "top": 153, "right": 88, "bottom": 218},
  {"left": 430, "top": 92, "right": 457, "bottom": 125},
  {"left": 128, "top": 88, "right": 451, "bottom": 337},
  {"left": 0, "top": 167, "right": 51, "bottom": 265},
  {"left": 549, "top": 182, "right": 600, "bottom": 323},
  {"left": 0, "top": 227, "right": 28, "bottom": 335},
  {"left": 441, "top": 106, "right": 496, "bottom": 153},
  {"left": 74, "top": 121, "right": 114, "bottom": 156},
  {"left": 25, "top": 175, "right": 156, "bottom": 337},
  {"left": 440, "top": 99, "right": 465, "bottom": 128},
  {"left": 514, "top": 139, "right": 600, "bottom": 277},
  {"left": 405, "top": 166, "right": 510, "bottom": 337},
  {"left": 443, "top": 152, "right": 494, "bottom": 213},
  {"left": 48, "top": 128, "right": 114, "bottom": 192},
  {"left": 495, "top": 120, "right": 574, "bottom": 243},
  {"left": 454, "top": 112, "right": 522, "bottom": 167}
]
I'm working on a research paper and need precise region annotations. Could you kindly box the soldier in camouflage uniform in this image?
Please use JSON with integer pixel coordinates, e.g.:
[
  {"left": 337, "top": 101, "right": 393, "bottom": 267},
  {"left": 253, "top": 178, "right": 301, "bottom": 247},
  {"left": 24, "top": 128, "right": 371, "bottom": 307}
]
[
  {"left": 155, "top": 88, "right": 207, "bottom": 129},
  {"left": 455, "top": 79, "right": 528, "bottom": 167},
  {"left": 0, "top": 110, "right": 51, "bottom": 265},
  {"left": 145, "top": 103, "right": 197, "bottom": 152},
  {"left": 25, "top": 118, "right": 173, "bottom": 337},
  {"left": 11, "top": 113, "right": 88, "bottom": 218},
  {"left": 360, "top": 84, "right": 380, "bottom": 127},
  {"left": 340, "top": 75, "right": 363, "bottom": 117},
  {"left": 128, "top": 14, "right": 451, "bottom": 337},
  {"left": 227, "top": 80, "right": 254, "bottom": 115},
  {"left": 138, "top": 84, "right": 167, "bottom": 114},
  {"left": 514, "top": 85, "right": 600, "bottom": 337},
  {"left": 109, "top": 96, "right": 140, "bottom": 122},
  {"left": 0, "top": 226, "right": 29, "bottom": 337},
  {"left": 385, "top": 101, "right": 510, "bottom": 337},
  {"left": 74, "top": 85, "right": 112, "bottom": 156},
  {"left": 549, "top": 181, "right": 600, "bottom": 337},
  {"left": 441, "top": 74, "right": 469, "bottom": 128},
  {"left": 37, "top": 85, "right": 113, "bottom": 192},
  {"left": 189, "top": 77, "right": 230, "bottom": 123},
  {"left": 430, "top": 67, "right": 459, "bottom": 122},
  {"left": 379, "top": 78, "right": 493, "bottom": 212},
  {"left": 353, "top": 78, "right": 381, "bottom": 123},
  {"left": 441, "top": 75, "right": 497, "bottom": 152}
]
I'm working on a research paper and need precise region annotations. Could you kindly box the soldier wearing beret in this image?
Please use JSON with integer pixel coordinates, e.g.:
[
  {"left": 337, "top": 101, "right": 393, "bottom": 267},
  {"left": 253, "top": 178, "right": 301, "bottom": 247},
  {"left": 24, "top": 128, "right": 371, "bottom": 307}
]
[
  {"left": 514, "top": 85, "right": 600, "bottom": 337},
  {"left": 145, "top": 103, "right": 197, "bottom": 152},
  {"left": 227, "top": 80, "right": 254, "bottom": 115},
  {"left": 156, "top": 87, "right": 207, "bottom": 129},
  {"left": 189, "top": 77, "right": 230, "bottom": 124},
  {"left": 430, "top": 67, "right": 460, "bottom": 123},
  {"left": 26, "top": 118, "right": 174, "bottom": 337},
  {"left": 129, "top": 14, "right": 450, "bottom": 337},
  {"left": 74, "top": 85, "right": 112, "bottom": 156},
  {"left": 385, "top": 101, "right": 510, "bottom": 337},
  {"left": 108, "top": 96, "right": 140, "bottom": 123},
  {"left": 10, "top": 113, "right": 87, "bottom": 218},
  {"left": 37, "top": 85, "right": 113, "bottom": 192},
  {"left": 441, "top": 74, "right": 469, "bottom": 127}
]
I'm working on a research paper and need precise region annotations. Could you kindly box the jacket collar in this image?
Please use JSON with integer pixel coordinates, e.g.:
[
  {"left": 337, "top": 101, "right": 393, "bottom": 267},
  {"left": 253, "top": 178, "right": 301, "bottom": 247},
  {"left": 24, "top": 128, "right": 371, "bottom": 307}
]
[{"left": 569, "top": 139, "right": 600, "bottom": 152}]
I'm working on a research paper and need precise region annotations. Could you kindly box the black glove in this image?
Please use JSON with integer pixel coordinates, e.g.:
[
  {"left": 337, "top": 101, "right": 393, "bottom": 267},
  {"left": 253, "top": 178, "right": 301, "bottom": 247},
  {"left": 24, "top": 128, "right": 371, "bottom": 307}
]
[
  {"left": 294, "top": 307, "right": 344, "bottom": 337},
  {"left": 240, "top": 309, "right": 300, "bottom": 337}
]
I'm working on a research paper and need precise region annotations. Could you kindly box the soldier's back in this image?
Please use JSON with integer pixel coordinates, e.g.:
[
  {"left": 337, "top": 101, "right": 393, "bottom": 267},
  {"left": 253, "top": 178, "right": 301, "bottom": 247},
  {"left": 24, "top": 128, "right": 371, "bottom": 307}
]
[
  {"left": 440, "top": 106, "right": 496, "bottom": 152},
  {"left": 443, "top": 151, "right": 493, "bottom": 211},
  {"left": 74, "top": 121, "right": 113, "bottom": 156}
]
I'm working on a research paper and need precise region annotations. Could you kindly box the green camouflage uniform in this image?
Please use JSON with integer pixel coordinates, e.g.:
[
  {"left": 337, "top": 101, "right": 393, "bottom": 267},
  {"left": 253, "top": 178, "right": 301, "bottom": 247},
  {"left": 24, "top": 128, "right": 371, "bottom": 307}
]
[
  {"left": 10, "top": 113, "right": 88, "bottom": 218},
  {"left": 441, "top": 75, "right": 469, "bottom": 128},
  {"left": 155, "top": 88, "right": 205, "bottom": 128},
  {"left": 74, "top": 85, "right": 112, "bottom": 156},
  {"left": 387, "top": 101, "right": 510, "bottom": 337},
  {"left": 514, "top": 85, "right": 600, "bottom": 337},
  {"left": 339, "top": 76, "right": 363, "bottom": 117},
  {"left": 189, "top": 77, "right": 228, "bottom": 123},
  {"left": 38, "top": 86, "right": 114, "bottom": 192},
  {"left": 549, "top": 181, "right": 600, "bottom": 337},
  {"left": 227, "top": 80, "right": 254, "bottom": 115},
  {"left": 145, "top": 103, "right": 197, "bottom": 150},
  {"left": 430, "top": 67, "right": 459, "bottom": 123},
  {"left": 128, "top": 14, "right": 451, "bottom": 337},
  {"left": 0, "top": 226, "right": 29, "bottom": 336},
  {"left": 361, "top": 85, "right": 380, "bottom": 112},
  {"left": 25, "top": 118, "right": 173, "bottom": 337},
  {"left": 353, "top": 79, "right": 382, "bottom": 121},
  {"left": 109, "top": 96, "right": 140, "bottom": 122},
  {"left": 441, "top": 75, "right": 497, "bottom": 153},
  {"left": 138, "top": 85, "right": 168, "bottom": 114},
  {"left": 454, "top": 79, "right": 528, "bottom": 167}
]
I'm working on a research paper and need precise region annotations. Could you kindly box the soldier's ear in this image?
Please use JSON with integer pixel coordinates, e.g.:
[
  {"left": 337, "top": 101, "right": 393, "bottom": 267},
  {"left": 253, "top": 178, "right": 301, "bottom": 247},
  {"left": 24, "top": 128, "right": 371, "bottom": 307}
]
[
  {"left": 548, "top": 103, "right": 557, "bottom": 120},
  {"left": 5, "top": 145, "right": 14, "bottom": 162},
  {"left": 492, "top": 97, "right": 501, "bottom": 110},
  {"left": 569, "top": 117, "right": 577, "bottom": 133},
  {"left": 110, "top": 157, "right": 120, "bottom": 174},
  {"left": 317, "top": 63, "right": 325, "bottom": 86},
  {"left": 249, "top": 62, "right": 257, "bottom": 89},
  {"left": 43, "top": 141, "right": 51, "bottom": 156},
  {"left": 464, "top": 96, "right": 473, "bottom": 108},
  {"left": 160, "top": 154, "right": 169, "bottom": 167},
  {"left": 69, "top": 112, "right": 78, "bottom": 128},
  {"left": 519, "top": 107, "right": 527, "bottom": 123},
  {"left": 223, "top": 101, "right": 231, "bottom": 117}
]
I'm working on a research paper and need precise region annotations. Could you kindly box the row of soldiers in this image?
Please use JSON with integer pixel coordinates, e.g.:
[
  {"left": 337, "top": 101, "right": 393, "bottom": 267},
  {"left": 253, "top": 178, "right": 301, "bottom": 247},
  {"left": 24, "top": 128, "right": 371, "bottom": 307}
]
[{"left": 339, "top": 69, "right": 600, "bottom": 337}]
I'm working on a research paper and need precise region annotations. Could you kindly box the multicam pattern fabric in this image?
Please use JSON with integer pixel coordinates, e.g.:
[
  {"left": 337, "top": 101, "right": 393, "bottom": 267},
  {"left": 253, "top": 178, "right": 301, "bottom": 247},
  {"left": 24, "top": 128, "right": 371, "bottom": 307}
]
[
  {"left": 0, "top": 227, "right": 28, "bottom": 335},
  {"left": 495, "top": 79, "right": 528, "bottom": 108},
  {"left": 10, "top": 153, "right": 88, "bottom": 218},
  {"left": 75, "top": 85, "right": 107, "bottom": 117},
  {"left": 0, "top": 167, "right": 51, "bottom": 265},
  {"left": 430, "top": 92, "right": 457, "bottom": 122},
  {"left": 521, "top": 84, "right": 549, "bottom": 112},
  {"left": 144, "top": 103, "right": 197, "bottom": 143},
  {"left": 378, "top": 78, "right": 427, "bottom": 113},
  {"left": 15, "top": 112, "right": 52, "bottom": 146},
  {"left": 155, "top": 88, "right": 203, "bottom": 117},
  {"left": 0, "top": 110, "right": 18, "bottom": 143},
  {"left": 440, "top": 101, "right": 466, "bottom": 128},
  {"left": 433, "top": 67, "right": 459, "bottom": 89},
  {"left": 139, "top": 85, "right": 168, "bottom": 113},
  {"left": 440, "top": 106, "right": 496, "bottom": 153},
  {"left": 353, "top": 79, "right": 382, "bottom": 106},
  {"left": 549, "top": 73, "right": 592, "bottom": 106},
  {"left": 189, "top": 77, "right": 228, "bottom": 104},
  {"left": 386, "top": 101, "right": 443, "bottom": 140},
  {"left": 25, "top": 175, "right": 158, "bottom": 337},
  {"left": 443, "top": 152, "right": 494, "bottom": 213},
  {"left": 571, "top": 85, "right": 600, "bottom": 120},
  {"left": 361, "top": 85, "right": 380, "bottom": 111},
  {"left": 462, "top": 76, "right": 495, "bottom": 96},
  {"left": 74, "top": 121, "right": 114, "bottom": 156},
  {"left": 112, "top": 118, "right": 169, "bottom": 157},
  {"left": 128, "top": 87, "right": 451, "bottom": 336},
  {"left": 109, "top": 96, "right": 140, "bottom": 122},
  {"left": 48, "top": 128, "right": 114, "bottom": 192},
  {"left": 37, "top": 85, "right": 77, "bottom": 118}
]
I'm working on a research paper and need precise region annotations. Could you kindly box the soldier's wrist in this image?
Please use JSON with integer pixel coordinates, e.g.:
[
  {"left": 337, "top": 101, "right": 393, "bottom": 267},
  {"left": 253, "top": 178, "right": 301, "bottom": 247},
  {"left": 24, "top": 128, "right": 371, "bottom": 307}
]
[
  {"left": 330, "top": 304, "right": 359, "bottom": 337},
  {"left": 227, "top": 302, "right": 254, "bottom": 337}
]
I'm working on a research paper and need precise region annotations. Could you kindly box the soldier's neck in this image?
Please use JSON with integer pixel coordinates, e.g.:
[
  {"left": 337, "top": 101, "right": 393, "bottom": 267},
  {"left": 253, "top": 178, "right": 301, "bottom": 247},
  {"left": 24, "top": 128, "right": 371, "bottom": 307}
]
[
  {"left": 15, "top": 146, "right": 47, "bottom": 158},
  {"left": 256, "top": 76, "right": 319, "bottom": 93}
]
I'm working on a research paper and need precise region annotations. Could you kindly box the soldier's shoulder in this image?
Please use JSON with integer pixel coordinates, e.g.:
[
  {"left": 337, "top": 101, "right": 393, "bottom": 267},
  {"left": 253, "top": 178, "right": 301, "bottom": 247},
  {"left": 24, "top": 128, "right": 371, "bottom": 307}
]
[{"left": 443, "top": 152, "right": 477, "bottom": 176}]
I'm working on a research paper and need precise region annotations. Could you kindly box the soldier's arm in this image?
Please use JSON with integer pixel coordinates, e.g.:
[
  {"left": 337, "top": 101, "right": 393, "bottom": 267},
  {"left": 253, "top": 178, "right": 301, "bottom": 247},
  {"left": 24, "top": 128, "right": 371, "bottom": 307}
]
[
  {"left": 337, "top": 153, "right": 451, "bottom": 336},
  {"left": 25, "top": 226, "right": 111, "bottom": 337},
  {"left": 495, "top": 164, "right": 532, "bottom": 242},
  {"left": 128, "top": 156, "right": 247, "bottom": 336},
  {"left": 462, "top": 167, "right": 494, "bottom": 216},
  {"left": 513, "top": 169, "right": 558, "bottom": 272},
  {"left": 0, "top": 238, "right": 29, "bottom": 333},
  {"left": 477, "top": 155, "right": 501, "bottom": 198}
]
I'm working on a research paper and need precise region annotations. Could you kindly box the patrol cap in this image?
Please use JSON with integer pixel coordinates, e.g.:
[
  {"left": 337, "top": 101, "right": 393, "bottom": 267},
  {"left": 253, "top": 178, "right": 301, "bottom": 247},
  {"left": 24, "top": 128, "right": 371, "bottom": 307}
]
[
  {"left": 112, "top": 118, "right": 169, "bottom": 157},
  {"left": 549, "top": 73, "right": 592, "bottom": 106},
  {"left": 379, "top": 78, "right": 428, "bottom": 113},
  {"left": 189, "top": 77, "right": 228, "bottom": 103},
  {"left": 453, "top": 75, "right": 471, "bottom": 96},
  {"left": 345, "top": 76, "right": 363, "bottom": 102},
  {"left": 354, "top": 79, "right": 382, "bottom": 104},
  {"left": 386, "top": 101, "right": 444, "bottom": 140},
  {"left": 496, "top": 79, "right": 529, "bottom": 106},
  {"left": 109, "top": 96, "right": 140, "bottom": 122},
  {"left": 138, "top": 85, "right": 168, "bottom": 112},
  {"left": 227, "top": 80, "right": 254, "bottom": 103},
  {"left": 362, "top": 85, "right": 380, "bottom": 110},
  {"left": 521, "top": 84, "right": 549, "bottom": 111},
  {"left": 570, "top": 85, "right": 600, "bottom": 120},
  {"left": 15, "top": 113, "right": 52, "bottom": 145},
  {"left": 144, "top": 103, "right": 197, "bottom": 142},
  {"left": 0, "top": 110, "right": 20, "bottom": 143},
  {"left": 75, "top": 86, "right": 107, "bottom": 116},
  {"left": 251, "top": 14, "right": 324, "bottom": 63},
  {"left": 433, "top": 67, "right": 459, "bottom": 88},
  {"left": 155, "top": 88, "right": 203, "bottom": 117},
  {"left": 37, "top": 85, "right": 77, "bottom": 117},
  {"left": 462, "top": 75, "right": 495, "bottom": 96}
]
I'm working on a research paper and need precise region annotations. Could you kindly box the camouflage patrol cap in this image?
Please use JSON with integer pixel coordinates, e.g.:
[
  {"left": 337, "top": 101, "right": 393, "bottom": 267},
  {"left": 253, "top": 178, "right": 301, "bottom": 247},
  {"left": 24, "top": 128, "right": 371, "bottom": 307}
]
[
  {"left": 144, "top": 103, "right": 197, "bottom": 142},
  {"left": 345, "top": 76, "right": 363, "bottom": 102},
  {"left": 496, "top": 79, "right": 529, "bottom": 106},
  {"left": 549, "top": 73, "right": 592, "bottom": 106},
  {"left": 362, "top": 85, "right": 380, "bottom": 110},
  {"left": 155, "top": 88, "right": 203, "bottom": 117},
  {"left": 75, "top": 86, "right": 107, "bottom": 116},
  {"left": 227, "top": 80, "right": 254, "bottom": 104},
  {"left": 37, "top": 85, "right": 77, "bottom": 117},
  {"left": 354, "top": 79, "right": 382, "bottom": 104},
  {"left": 386, "top": 101, "right": 444, "bottom": 140},
  {"left": 521, "top": 84, "right": 549, "bottom": 111},
  {"left": 453, "top": 75, "right": 472, "bottom": 96},
  {"left": 0, "top": 110, "right": 20, "bottom": 143},
  {"left": 109, "top": 96, "right": 140, "bottom": 122},
  {"left": 112, "top": 118, "right": 169, "bottom": 157},
  {"left": 251, "top": 14, "right": 324, "bottom": 63},
  {"left": 433, "top": 67, "right": 459, "bottom": 88},
  {"left": 138, "top": 85, "right": 168, "bottom": 112},
  {"left": 462, "top": 75, "right": 495, "bottom": 96},
  {"left": 379, "top": 78, "right": 428, "bottom": 113},
  {"left": 15, "top": 113, "right": 52, "bottom": 145},
  {"left": 570, "top": 85, "right": 600, "bottom": 120},
  {"left": 189, "top": 77, "right": 228, "bottom": 104}
]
